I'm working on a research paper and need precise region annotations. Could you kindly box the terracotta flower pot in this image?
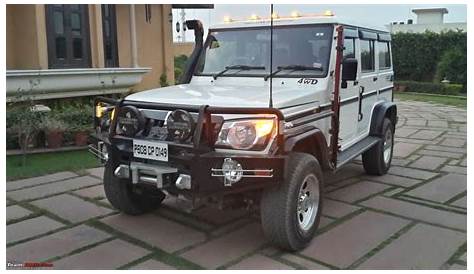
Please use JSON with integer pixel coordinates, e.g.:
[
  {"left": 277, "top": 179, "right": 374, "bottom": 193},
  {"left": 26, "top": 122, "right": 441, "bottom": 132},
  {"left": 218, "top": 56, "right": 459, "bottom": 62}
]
[
  {"left": 46, "top": 130, "right": 64, "bottom": 148},
  {"left": 74, "top": 131, "right": 89, "bottom": 146}
]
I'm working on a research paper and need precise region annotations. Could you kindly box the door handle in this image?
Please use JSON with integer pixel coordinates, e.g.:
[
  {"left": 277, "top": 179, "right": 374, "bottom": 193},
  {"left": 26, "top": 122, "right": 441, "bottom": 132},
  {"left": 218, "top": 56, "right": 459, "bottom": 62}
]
[
  {"left": 373, "top": 77, "right": 378, "bottom": 82},
  {"left": 353, "top": 80, "right": 359, "bottom": 86},
  {"left": 358, "top": 86, "right": 364, "bottom": 121}
]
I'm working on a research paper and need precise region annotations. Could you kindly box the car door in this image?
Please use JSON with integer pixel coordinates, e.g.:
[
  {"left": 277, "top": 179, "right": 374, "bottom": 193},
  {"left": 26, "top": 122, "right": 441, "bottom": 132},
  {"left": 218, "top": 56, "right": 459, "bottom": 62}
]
[
  {"left": 355, "top": 31, "right": 378, "bottom": 139},
  {"left": 338, "top": 29, "right": 361, "bottom": 150}
]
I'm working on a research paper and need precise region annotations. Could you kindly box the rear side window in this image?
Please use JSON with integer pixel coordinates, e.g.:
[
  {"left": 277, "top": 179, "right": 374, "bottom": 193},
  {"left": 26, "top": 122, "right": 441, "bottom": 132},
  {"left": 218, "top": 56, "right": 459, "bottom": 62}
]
[
  {"left": 343, "top": 38, "right": 355, "bottom": 59},
  {"left": 378, "top": 41, "right": 391, "bottom": 69},
  {"left": 360, "top": 39, "right": 375, "bottom": 72}
]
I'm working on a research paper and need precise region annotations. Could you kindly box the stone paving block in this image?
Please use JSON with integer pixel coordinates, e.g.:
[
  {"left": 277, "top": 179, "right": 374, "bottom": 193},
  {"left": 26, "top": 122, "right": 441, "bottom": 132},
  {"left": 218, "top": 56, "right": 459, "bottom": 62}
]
[
  {"left": 395, "top": 128, "right": 418, "bottom": 138},
  {"left": 86, "top": 167, "right": 105, "bottom": 179},
  {"left": 449, "top": 264, "right": 467, "bottom": 270},
  {"left": 7, "top": 225, "right": 111, "bottom": 262},
  {"left": 228, "top": 254, "right": 294, "bottom": 270},
  {"left": 72, "top": 185, "right": 106, "bottom": 199},
  {"left": 52, "top": 239, "right": 150, "bottom": 269},
  {"left": 388, "top": 166, "right": 438, "bottom": 180},
  {"left": 440, "top": 138, "right": 466, "bottom": 148},
  {"left": 319, "top": 216, "right": 334, "bottom": 228},
  {"left": 418, "top": 149, "right": 464, "bottom": 159},
  {"left": 410, "top": 130, "right": 444, "bottom": 140},
  {"left": 7, "top": 216, "right": 64, "bottom": 244},
  {"left": 451, "top": 196, "right": 467, "bottom": 208},
  {"left": 357, "top": 223, "right": 466, "bottom": 269},
  {"left": 281, "top": 253, "right": 330, "bottom": 269},
  {"left": 395, "top": 138, "right": 437, "bottom": 145},
  {"left": 325, "top": 177, "right": 361, "bottom": 192},
  {"left": 181, "top": 222, "right": 266, "bottom": 269},
  {"left": 322, "top": 199, "right": 360, "bottom": 218},
  {"left": 406, "top": 173, "right": 466, "bottom": 203},
  {"left": 393, "top": 143, "right": 421, "bottom": 158},
  {"left": 448, "top": 159, "right": 460, "bottom": 165},
  {"left": 405, "top": 119, "right": 426, "bottom": 126},
  {"left": 32, "top": 194, "right": 113, "bottom": 223},
  {"left": 101, "top": 213, "right": 206, "bottom": 253},
  {"left": 98, "top": 198, "right": 112, "bottom": 207},
  {"left": 6, "top": 171, "right": 78, "bottom": 191},
  {"left": 361, "top": 196, "right": 466, "bottom": 231},
  {"left": 300, "top": 211, "right": 409, "bottom": 268},
  {"left": 7, "top": 176, "right": 101, "bottom": 201},
  {"left": 364, "top": 174, "right": 421, "bottom": 187},
  {"left": 409, "top": 155, "right": 447, "bottom": 170},
  {"left": 324, "top": 163, "right": 364, "bottom": 184},
  {"left": 428, "top": 120, "right": 448, "bottom": 128},
  {"left": 390, "top": 158, "right": 410, "bottom": 166},
  {"left": 424, "top": 145, "right": 466, "bottom": 154},
  {"left": 328, "top": 181, "right": 390, "bottom": 203},
  {"left": 441, "top": 165, "right": 467, "bottom": 174},
  {"left": 7, "top": 205, "right": 33, "bottom": 222},
  {"left": 384, "top": 187, "right": 407, "bottom": 197},
  {"left": 129, "top": 259, "right": 176, "bottom": 270}
]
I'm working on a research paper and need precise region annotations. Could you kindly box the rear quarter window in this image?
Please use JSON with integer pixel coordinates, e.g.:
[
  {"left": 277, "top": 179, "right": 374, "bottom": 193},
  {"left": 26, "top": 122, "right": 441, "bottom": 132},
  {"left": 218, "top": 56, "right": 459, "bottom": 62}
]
[{"left": 378, "top": 41, "right": 391, "bottom": 69}]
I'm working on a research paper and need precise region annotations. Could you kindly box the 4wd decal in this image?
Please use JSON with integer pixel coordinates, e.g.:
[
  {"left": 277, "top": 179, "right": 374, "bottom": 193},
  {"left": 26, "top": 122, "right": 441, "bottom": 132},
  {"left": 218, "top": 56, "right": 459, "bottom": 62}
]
[{"left": 297, "top": 78, "right": 318, "bottom": 85}]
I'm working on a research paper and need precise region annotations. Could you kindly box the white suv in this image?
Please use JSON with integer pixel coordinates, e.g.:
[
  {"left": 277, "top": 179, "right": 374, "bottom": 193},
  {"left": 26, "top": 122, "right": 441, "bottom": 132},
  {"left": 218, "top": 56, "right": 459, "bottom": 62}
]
[{"left": 91, "top": 14, "right": 396, "bottom": 251}]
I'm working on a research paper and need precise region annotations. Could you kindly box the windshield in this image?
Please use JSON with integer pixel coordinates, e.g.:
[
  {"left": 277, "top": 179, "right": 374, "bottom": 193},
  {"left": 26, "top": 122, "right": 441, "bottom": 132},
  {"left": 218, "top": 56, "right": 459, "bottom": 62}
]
[{"left": 195, "top": 25, "right": 333, "bottom": 78}]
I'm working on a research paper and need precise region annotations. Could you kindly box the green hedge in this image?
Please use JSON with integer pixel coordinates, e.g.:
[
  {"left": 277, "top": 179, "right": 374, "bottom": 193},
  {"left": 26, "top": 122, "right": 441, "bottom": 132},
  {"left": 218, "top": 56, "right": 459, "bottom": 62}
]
[
  {"left": 394, "top": 80, "right": 465, "bottom": 96},
  {"left": 392, "top": 30, "right": 466, "bottom": 87}
]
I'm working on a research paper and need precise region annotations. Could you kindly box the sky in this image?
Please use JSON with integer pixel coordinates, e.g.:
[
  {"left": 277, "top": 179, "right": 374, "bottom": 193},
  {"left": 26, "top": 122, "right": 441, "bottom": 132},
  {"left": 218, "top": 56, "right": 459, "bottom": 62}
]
[{"left": 172, "top": 4, "right": 467, "bottom": 42}]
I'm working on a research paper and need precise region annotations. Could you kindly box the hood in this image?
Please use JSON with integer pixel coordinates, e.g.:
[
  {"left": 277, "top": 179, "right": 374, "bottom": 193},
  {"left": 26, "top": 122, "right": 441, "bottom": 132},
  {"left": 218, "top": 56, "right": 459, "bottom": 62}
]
[{"left": 125, "top": 78, "right": 327, "bottom": 109}]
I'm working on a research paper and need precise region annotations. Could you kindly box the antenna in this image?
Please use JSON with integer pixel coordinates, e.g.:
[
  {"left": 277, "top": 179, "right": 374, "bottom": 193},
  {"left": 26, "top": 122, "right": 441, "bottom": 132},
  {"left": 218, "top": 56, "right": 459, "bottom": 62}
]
[{"left": 268, "top": 4, "right": 274, "bottom": 108}]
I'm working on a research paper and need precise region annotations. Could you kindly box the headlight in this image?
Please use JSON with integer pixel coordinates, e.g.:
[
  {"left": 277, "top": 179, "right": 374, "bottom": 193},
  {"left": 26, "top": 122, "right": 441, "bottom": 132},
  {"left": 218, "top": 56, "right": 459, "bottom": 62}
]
[{"left": 215, "top": 118, "right": 276, "bottom": 150}]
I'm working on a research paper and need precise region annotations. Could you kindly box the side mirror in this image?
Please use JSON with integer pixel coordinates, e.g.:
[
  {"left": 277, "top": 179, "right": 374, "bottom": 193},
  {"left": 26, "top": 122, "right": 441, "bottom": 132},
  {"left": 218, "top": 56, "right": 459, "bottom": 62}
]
[{"left": 342, "top": 58, "right": 358, "bottom": 82}]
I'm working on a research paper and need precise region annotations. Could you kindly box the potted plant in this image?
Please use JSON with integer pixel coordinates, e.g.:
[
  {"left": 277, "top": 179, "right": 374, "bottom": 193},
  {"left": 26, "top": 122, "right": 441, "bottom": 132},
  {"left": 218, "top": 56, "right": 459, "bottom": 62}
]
[
  {"left": 66, "top": 105, "right": 93, "bottom": 146},
  {"left": 72, "top": 124, "right": 90, "bottom": 146},
  {"left": 41, "top": 115, "right": 67, "bottom": 148}
]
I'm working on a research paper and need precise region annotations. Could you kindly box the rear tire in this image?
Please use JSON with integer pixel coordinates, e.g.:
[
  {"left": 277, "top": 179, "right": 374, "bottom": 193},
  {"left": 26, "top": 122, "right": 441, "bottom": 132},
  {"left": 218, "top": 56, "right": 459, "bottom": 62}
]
[
  {"left": 260, "top": 152, "right": 323, "bottom": 251},
  {"left": 362, "top": 117, "right": 394, "bottom": 175},
  {"left": 103, "top": 160, "right": 166, "bottom": 215}
]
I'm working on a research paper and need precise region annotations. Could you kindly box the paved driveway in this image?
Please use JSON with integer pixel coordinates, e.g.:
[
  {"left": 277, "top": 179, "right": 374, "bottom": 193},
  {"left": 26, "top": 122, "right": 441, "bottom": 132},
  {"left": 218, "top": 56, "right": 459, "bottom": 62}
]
[{"left": 6, "top": 101, "right": 466, "bottom": 270}]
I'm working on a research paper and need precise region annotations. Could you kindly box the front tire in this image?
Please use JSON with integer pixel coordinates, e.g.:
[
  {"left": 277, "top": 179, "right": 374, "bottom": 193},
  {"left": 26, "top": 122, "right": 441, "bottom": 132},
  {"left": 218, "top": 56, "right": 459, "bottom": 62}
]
[
  {"left": 362, "top": 117, "right": 394, "bottom": 175},
  {"left": 260, "top": 153, "right": 323, "bottom": 251},
  {"left": 103, "top": 160, "right": 166, "bottom": 215}
]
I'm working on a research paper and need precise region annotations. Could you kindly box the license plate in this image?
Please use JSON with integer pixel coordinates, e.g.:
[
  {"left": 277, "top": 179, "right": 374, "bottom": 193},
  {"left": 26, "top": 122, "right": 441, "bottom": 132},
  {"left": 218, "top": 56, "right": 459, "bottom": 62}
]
[{"left": 133, "top": 139, "right": 168, "bottom": 162}]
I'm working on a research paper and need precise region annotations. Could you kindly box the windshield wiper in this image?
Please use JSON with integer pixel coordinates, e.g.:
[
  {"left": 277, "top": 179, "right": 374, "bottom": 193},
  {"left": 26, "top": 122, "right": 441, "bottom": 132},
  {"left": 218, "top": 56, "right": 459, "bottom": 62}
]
[
  {"left": 213, "top": 65, "right": 265, "bottom": 80},
  {"left": 264, "top": 64, "right": 323, "bottom": 81}
]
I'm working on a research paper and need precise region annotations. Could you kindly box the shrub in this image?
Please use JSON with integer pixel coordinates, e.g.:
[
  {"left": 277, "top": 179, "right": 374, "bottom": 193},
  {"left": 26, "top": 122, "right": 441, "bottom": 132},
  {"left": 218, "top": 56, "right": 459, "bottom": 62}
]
[
  {"left": 174, "top": 54, "right": 189, "bottom": 83},
  {"left": 160, "top": 73, "right": 169, "bottom": 87},
  {"left": 392, "top": 30, "right": 466, "bottom": 84},
  {"left": 435, "top": 47, "right": 467, "bottom": 93},
  {"left": 395, "top": 80, "right": 464, "bottom": 96}
]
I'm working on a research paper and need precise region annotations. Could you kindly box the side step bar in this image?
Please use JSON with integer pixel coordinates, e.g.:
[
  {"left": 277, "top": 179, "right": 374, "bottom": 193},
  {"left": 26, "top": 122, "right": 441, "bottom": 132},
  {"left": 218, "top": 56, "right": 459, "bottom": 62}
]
[{"left": 336, "top": 136, "right": 381, "bottom": 170}]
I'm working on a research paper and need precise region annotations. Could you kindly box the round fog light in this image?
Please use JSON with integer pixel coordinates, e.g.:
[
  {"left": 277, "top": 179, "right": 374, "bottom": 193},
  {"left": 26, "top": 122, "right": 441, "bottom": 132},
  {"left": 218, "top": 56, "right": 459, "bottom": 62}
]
[{"left": 222, "top": 158, "right": 243, "bottom": 184}]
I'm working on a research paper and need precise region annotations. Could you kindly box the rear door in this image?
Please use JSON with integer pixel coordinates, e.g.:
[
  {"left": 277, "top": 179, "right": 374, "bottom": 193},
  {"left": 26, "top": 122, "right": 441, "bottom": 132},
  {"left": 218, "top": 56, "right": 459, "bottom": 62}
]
[
  {"left": 338, "top": 28, "right": 361, "bottom": 150},
  {"left": 355, "top": 30, "right": 378, "bottom": 139}
]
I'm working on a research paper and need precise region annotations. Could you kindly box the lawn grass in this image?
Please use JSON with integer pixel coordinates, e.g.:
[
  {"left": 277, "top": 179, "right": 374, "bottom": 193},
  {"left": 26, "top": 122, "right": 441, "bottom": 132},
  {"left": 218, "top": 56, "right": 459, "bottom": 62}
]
[
  {"left": 6, "top": 150, "right": 100, "bottom": 181},
  {"left": 395, "top": 92, "right": 467, "bottom": 108}
]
